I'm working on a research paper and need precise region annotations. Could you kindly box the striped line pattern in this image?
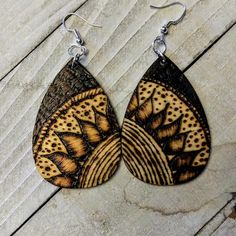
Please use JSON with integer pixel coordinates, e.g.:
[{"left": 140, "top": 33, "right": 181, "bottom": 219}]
[
  {"left": 79, "top": 133, "right": 121, "bottom": 188},
  {"left": 122, "top": 119, "right": 173, "bottom": 185}
]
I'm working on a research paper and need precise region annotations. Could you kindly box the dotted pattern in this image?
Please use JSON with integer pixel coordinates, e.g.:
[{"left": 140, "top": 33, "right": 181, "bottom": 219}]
[
  {"left": 135, "top": 80, "right": 210, "bottom": 166},
  {"left": 38, "top": 130, "right": 68, "bottom": 156},
  {"left": 73, "top": 94, "right": 107, "bottom": 122},
  {"left": 36, "top": 157, "right": 61, "bottom": 178},
  {"left": 52, "top": 109, "right": 81, "bottom": 133}
]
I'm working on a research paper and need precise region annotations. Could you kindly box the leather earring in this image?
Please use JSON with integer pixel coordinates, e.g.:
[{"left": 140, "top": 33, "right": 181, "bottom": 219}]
[
  {"left": 121, "top": 2, "right": 211, "bottom": 185},
  {"left": 32, "top": 13, "right": 121, "bottom": 188}
]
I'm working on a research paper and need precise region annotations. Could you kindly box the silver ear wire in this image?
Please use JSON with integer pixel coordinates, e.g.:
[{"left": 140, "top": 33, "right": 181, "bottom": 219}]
[
  {"left": 150, "top": 2, "right": 186, "bottom": 29},
  {"left": 62, "top": 13, "right": 102, "bottom": 65},
  {"left": 150, "top": 2, "right": 186, "bottom": 60}
]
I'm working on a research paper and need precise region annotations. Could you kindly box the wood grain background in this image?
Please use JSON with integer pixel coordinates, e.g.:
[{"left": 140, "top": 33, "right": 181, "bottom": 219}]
[{"left": 0, "top": 0, "right": 235, "bottom": 235}]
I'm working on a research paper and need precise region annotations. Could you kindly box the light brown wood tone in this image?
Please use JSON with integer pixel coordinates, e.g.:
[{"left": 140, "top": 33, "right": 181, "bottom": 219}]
[
  {"left": 32, "top": 62, "right": 121, "bottom": 188},
  {"left": 122, "top": 57, "right": 210, "bottom": 185}
]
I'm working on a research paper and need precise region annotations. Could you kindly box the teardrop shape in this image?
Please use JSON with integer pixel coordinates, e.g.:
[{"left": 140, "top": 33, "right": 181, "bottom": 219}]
[
  {"left": 121, "top": 57, "right": 211, "bottom": 185},
  {"left": 33, "top": 60, "right": 121, "bottom": 188}
]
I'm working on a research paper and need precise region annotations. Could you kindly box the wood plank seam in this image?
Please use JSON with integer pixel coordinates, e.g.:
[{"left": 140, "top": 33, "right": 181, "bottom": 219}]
[
  {"left": 183, "top": 21, "right": 236, "bottom": 72},
  {"left": 10, "top": 188, "right": 61, "bottom": 236},
  {"left": 194, "top": 197, "right": 236, "bottom": 235}
]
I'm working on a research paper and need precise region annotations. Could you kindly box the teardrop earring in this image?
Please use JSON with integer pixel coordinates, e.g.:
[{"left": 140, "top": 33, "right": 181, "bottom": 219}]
[
  {"left": 121, "top": 2, "right": 211, "bottom": 185},
  {"left": 32, "top": 14, "right": 121, "bottom": 188}
]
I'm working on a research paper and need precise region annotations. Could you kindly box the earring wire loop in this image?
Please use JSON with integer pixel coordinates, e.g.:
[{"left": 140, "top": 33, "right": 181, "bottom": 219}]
[{"left": 150, "top": 2, "right": 186, "bottom": 60}]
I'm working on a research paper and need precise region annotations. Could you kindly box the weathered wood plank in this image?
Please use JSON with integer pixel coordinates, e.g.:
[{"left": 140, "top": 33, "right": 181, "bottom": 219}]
[
  {"left": 212, "top": 219, "right": 236, "bottom": 236},
  {"left": 0, "top": 0, "right": 235, "bottom": 235},
  {"left": 0, "top": 0, "right": 88, "bottom": 80},
  {"left": 197, "top": 199, "right": 236, "bottom": 235}
]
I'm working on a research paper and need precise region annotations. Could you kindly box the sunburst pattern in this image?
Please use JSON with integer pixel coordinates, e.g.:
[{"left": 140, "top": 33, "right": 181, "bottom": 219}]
[
  {"left": 33, "top": 61, "right": 121, "bottom": 188},
  {"left": 122, "top": 57, "right": 211, "bottom": 185}
]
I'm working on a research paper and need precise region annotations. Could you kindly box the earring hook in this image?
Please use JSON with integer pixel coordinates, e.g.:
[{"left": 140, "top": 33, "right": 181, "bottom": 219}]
[
  {"left": 62, "top": 13, "right": 102, "bottom": 66},
  {"left": 150, "top": 2, "right": 186, "bottom": 61},
  {"left": 62, "top": 13, "right": 102, "bottom": 45},
  {"left": 150, "top": 2, "right": 186, "bottom": 29}
]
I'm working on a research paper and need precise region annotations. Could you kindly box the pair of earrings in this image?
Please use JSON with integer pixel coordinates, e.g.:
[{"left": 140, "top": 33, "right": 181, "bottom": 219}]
[{"left": 32, "top": 2, "right": 211, "bottom": 188}]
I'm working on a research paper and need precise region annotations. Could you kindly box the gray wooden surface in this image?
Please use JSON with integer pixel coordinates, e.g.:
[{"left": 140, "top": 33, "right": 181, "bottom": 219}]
[{"left": 0, "top": 0, "right": 235, "bottom": 235}]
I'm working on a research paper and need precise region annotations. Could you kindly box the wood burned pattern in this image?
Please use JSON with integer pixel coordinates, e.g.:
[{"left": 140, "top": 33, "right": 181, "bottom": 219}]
[
  {"left": 121, "top": 57, "right": 211, "bottom": 185},
  {"left": 33, "top": 60, "right": 121, "bottom": 188}
]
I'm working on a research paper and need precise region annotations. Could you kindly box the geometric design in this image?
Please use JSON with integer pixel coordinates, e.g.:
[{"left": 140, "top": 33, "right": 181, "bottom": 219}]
[
  {"left": 33, "top": 60, "right": 121, "bottom": 188},
  {"left": 121, "top": 57, "right": 211, "bottom": 185}
]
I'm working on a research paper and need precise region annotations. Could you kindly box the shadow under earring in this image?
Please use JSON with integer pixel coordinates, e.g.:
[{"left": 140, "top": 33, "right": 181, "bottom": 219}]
[
  {"left": 32, "top": 14, "right": 121, "bottom": 188},
  {"left": 121, "top": 2, "right": 211, "bottom": 185}
]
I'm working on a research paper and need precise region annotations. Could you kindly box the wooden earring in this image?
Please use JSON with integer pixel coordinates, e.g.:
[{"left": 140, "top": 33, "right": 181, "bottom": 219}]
[
  {"left": 121, "top": 2, "right": 211, "bottom": 185},
  {"left": 32, "top": 14, "right": 121, "bottom": 188}
]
